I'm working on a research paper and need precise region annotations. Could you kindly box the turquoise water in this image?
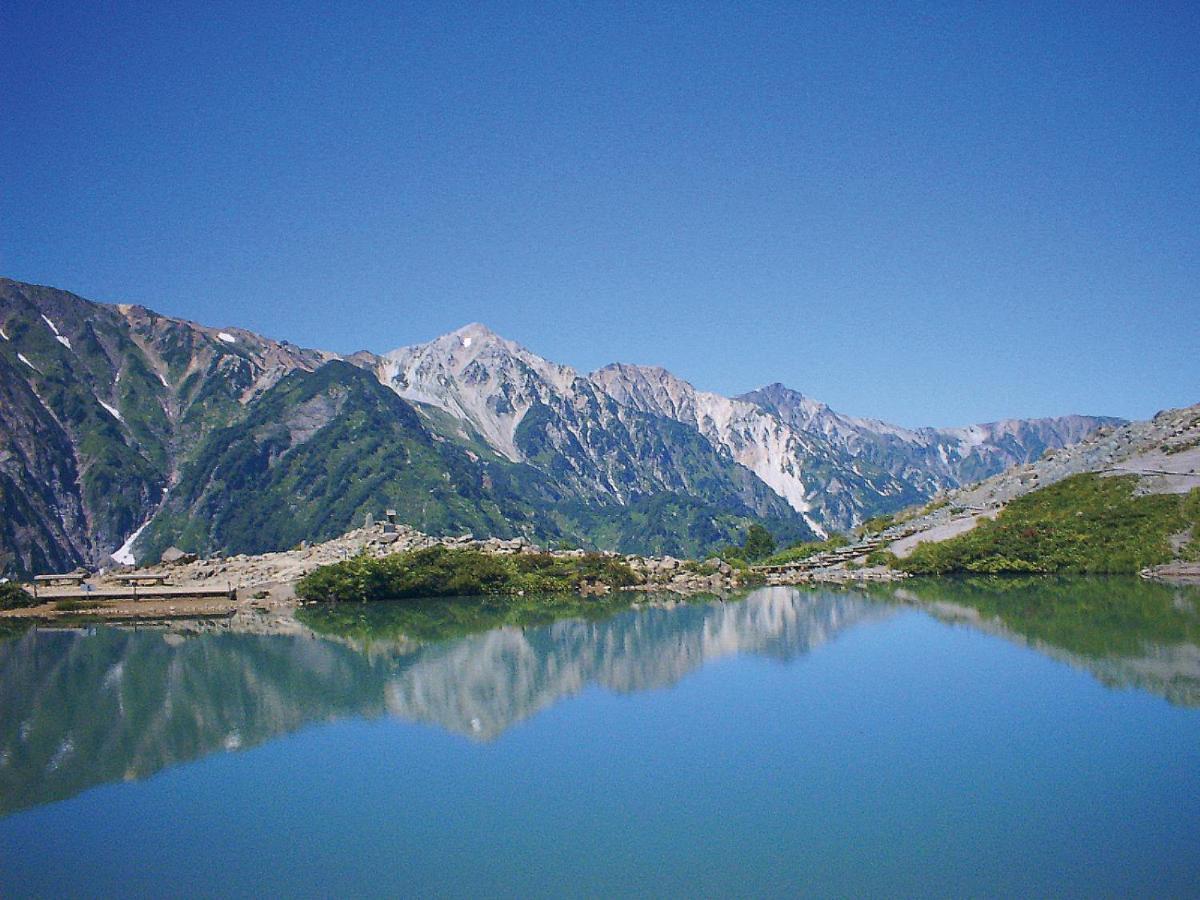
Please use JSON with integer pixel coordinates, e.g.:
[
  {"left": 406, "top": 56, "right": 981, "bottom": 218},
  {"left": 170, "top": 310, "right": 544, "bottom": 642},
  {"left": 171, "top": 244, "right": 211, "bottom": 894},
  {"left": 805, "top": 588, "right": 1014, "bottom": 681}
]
[{"left": 1, "top": 579, "right": 1199, "bottom": 897}]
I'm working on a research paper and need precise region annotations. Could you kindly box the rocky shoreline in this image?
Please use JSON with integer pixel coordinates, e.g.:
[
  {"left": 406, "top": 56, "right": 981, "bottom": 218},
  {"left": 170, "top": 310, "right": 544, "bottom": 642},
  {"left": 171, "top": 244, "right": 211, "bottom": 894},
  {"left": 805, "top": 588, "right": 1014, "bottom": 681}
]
[
  {"left": 1, "top": 521, "right": 905, "bottom": 621},
  {"left": 1141, "top": 561, "right": 1200, "bottom": 584}
]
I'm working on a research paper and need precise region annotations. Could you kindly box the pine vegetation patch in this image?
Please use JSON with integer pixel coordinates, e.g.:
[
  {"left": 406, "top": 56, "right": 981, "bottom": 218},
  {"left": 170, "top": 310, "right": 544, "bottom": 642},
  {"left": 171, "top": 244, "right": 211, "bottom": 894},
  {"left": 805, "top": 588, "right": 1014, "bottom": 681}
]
[
  {"left": 0, "top": 582, "right": 37, "bottom": 610},
  {"left": 296, "top": 546, "right": 637, "bottom": 603}
]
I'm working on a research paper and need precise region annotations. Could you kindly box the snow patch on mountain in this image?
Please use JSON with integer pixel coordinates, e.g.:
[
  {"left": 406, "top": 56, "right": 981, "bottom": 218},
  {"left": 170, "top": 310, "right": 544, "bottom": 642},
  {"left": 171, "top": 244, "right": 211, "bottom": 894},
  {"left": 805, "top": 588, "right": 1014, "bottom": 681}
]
[
  {"left": 41, "top": 315, "right": 71, "bottom": 349},
  {"left": 112, "top": 519, "right": 151, "bottom": 565},
  {"left": 218, "top": 332, "right": 237, "bottom": 344},
  {"left": 17, "top": 353, "right": 36, "bottom": 371},
  {"left": 99, "top": 400, "right": 123, "bottom": 422}
]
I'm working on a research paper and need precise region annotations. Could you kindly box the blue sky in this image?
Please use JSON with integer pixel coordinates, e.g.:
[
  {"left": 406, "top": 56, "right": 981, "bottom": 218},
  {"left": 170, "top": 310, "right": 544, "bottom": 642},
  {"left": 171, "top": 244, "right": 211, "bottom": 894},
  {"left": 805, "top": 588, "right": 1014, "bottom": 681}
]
[{"left": 3, "top": 1, "right": 1196, "bottom": 426}]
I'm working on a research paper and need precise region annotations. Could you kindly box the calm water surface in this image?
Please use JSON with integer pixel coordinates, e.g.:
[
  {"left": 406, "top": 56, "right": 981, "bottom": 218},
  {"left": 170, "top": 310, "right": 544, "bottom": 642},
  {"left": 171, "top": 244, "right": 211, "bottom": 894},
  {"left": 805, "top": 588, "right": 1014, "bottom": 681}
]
[{"left": 1, "top": 578, "right": 1198, "bottom": 897}]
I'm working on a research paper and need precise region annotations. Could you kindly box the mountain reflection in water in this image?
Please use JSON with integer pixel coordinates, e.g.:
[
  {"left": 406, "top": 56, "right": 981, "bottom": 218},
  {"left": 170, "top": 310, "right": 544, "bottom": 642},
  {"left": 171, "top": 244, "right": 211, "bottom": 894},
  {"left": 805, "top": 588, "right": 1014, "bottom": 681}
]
[{"left": 0, "top": 579, "right": 1197, "bottom": 817}]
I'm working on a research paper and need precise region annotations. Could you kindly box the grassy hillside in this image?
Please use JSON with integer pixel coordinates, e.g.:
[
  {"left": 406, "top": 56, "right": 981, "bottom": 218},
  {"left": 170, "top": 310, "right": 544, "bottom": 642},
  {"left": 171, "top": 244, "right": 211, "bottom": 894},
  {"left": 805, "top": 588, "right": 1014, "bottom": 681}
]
[{"left": 897, "top": 474, "right": 1200, "bottom": 575}]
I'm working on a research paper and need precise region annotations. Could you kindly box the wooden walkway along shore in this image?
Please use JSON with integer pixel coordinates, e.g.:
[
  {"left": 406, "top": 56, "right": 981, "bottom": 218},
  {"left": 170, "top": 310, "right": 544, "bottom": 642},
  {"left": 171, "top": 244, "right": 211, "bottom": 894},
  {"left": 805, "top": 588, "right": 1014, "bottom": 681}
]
[{"left": 30, "top": 584, "right": 238, "bottom": 603}]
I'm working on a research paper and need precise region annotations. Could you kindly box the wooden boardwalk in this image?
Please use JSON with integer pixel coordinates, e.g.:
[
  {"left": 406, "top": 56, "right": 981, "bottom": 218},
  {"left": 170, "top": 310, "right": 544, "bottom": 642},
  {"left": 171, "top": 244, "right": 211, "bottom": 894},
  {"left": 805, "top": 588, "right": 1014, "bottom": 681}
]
[{"left": 29, "top": 584, "right": 237, "bottom": 602}]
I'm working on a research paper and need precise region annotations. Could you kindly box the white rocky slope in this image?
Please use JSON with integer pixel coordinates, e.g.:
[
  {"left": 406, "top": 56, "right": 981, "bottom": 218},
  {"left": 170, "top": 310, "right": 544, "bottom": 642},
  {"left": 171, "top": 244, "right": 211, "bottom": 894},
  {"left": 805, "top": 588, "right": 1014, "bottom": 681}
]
[
  {"left": 591, "top": 364, "right": 1118, "bottom": 531},
  {"left": 362, "top": 323, "right": 1120, "bottom": 532},
  {"left": 376, "top": 323, "right": 577, "bottom": 462},
  {"left": 590, "top": 363, "right": 830, "bottom": 535},
  {"left": 742, "top": 382, "right": 1116, "bottom": 488},
  {"left": 356, "top": 324, "right": 807, "bottom": 527}
]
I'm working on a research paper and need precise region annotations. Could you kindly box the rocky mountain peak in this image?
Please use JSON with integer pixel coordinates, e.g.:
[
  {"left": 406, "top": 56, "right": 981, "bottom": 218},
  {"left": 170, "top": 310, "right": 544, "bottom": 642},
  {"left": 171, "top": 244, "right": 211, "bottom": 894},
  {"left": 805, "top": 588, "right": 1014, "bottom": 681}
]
[
  {"left": 378, "top": 323, "right": 583, "bottom": 462},
  {"left": 739, "top": 383, "right": 834, "bottom": 429},
  {"left": 450, "top": 321, "right": 501, "bottom": 345},
  {"left": 589, "top": 362, "right": 709, "bottom": 421}
]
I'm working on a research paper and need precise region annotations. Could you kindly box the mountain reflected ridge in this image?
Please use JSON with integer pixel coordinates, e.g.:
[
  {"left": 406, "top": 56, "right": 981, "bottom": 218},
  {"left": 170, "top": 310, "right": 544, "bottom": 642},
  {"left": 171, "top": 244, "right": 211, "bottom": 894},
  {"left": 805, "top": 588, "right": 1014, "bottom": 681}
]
[
  {"left": 376, "top": 588, "right": 892, "bottom": 739},
  {"left": 0, "top": 589, "right": 885, "bottom": 815},
  {"left": 1, "top": 578, "right": 1198, "bottom": 818}
]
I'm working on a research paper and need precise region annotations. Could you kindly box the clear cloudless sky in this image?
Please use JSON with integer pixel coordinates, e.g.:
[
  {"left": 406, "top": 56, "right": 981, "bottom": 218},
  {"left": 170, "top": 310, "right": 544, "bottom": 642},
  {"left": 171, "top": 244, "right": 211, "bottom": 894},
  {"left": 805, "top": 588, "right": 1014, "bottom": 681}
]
[{"left": 2, "top": 1, "right": 1196, "bottom": 426}]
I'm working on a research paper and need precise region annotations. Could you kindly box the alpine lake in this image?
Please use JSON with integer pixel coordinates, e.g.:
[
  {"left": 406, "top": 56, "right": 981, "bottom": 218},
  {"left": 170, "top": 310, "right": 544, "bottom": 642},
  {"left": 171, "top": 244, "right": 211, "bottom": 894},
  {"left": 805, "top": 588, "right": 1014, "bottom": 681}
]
[{"left": 1, "top": 577, "right": 1198, "bottom": 897}]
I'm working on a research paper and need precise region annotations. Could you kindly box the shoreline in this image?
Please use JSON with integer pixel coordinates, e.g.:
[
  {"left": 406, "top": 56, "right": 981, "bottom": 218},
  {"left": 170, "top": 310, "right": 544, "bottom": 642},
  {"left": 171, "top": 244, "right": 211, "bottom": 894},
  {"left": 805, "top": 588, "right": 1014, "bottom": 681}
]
[{"left": 8, "top": 511, "right": 1196, "bottom": 624}]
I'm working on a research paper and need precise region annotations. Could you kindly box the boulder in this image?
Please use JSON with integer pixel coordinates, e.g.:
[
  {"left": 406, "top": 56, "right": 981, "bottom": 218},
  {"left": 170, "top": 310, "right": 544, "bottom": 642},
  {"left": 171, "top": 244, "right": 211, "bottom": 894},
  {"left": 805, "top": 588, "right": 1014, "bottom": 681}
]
[{"left": 161, "top": 547, "right": 199, "bottom": 566}]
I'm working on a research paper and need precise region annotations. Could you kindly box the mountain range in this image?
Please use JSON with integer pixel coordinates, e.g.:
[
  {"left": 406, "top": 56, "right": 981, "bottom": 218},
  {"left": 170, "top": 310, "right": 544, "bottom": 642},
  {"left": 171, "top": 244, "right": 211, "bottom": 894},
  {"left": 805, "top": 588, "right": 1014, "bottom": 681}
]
[{"left": 0, "top": 277, "right": 1121, "bottom": 574}]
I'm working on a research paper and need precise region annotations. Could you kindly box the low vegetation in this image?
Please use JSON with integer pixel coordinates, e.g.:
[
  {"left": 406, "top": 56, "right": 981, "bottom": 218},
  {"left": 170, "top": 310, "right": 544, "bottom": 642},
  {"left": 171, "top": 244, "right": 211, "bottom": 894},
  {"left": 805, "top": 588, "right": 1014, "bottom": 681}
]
[
  {"left": 896, "top": 474, "right": 1200, "bottom": 575},
  {"left": 1164, "top": 437, "right": 1200, "bottom": 455},
  {"left": 295, "top": 546, "right": 637, "bottom": 603},
  {"left": 759, "top": 533, "right": 850, "bottom": 567},
  {"left": 855, "top": 514, "right": 895, "bottom": 537},
  {"left": 864, "top": 548, "right": 899, "bottom": 567},
  {"left": 0, "top": 582, "right": 37, "bottom": 610},
  {"left": 53, "top": 599, "right": 106, "bottom": 612}
]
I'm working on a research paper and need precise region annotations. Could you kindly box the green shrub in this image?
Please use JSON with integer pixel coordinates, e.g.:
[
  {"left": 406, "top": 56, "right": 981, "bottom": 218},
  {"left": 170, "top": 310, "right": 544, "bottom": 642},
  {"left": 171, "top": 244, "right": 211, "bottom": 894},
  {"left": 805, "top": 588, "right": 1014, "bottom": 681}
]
[
  {"left": 742, "top": 524, "right": 776, "bottom": 562},
  {"left": 760, "top": 533, "right": 850, "bottom": 567},
  {"left": 856, "top": 515, "right": 895, "bottom": 537},
  {"left": 0, "top": 582, "right": 37, "bottom": 610},
  {"left": 920, "top": 497, "right": 950, "bottom": 515},
  {"left": 864, "top": 549, "right": 899, "bottom": 568},
  {"left": 296, "top": 547, "right": 637, "bottom": 603}
]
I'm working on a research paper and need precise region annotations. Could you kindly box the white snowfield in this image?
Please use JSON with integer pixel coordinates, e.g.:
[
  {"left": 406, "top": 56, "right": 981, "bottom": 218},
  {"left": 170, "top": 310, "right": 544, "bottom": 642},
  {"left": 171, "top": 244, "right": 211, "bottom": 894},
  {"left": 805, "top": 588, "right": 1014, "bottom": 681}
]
[
  {"left": 218, "top": 332, "right": 237, "bottom": 344},
  {"left": 41, "top": 314, "right": 71, "bottom": 349},
  {"left": 99, "top": 400, "right": 124, "bottom": 422},
  {"left": 112, "top": 520, "right": 151, "bottom": 565}
]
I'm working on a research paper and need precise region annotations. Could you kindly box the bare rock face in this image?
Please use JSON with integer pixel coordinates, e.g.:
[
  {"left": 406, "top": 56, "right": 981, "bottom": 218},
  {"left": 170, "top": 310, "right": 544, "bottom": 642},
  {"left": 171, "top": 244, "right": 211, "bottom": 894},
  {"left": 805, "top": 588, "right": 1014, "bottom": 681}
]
[{"left": 160, "top": 547, "right": 198, "bottom": 566}]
